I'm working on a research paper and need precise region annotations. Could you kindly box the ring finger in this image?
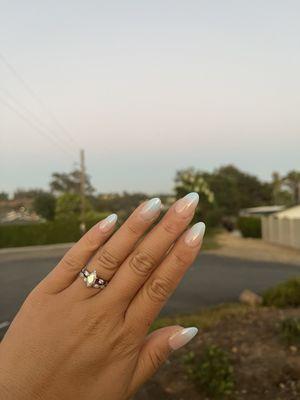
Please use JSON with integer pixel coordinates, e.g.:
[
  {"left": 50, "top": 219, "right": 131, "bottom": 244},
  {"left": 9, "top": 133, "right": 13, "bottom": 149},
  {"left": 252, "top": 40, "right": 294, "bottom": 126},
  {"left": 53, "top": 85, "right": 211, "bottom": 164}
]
[{"left": 69, "top": 198, "right": 162, "bottom": 298}]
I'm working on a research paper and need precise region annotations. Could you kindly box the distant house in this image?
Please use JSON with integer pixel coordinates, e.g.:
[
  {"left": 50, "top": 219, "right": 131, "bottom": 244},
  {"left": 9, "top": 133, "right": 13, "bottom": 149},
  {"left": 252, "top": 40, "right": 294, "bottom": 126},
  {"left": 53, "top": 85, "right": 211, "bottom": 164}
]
[
  {"left": 275, "top": 205, "right": 300, "bottom": 219},
  {"left": 0, "top": 208, "right": 42, "bottom": 225},
  {"left": 262, "top": 205, "right": 300, "bottom": 249},
  {"left": 240, "top": 205, "right": 285, "bottom": 218}
]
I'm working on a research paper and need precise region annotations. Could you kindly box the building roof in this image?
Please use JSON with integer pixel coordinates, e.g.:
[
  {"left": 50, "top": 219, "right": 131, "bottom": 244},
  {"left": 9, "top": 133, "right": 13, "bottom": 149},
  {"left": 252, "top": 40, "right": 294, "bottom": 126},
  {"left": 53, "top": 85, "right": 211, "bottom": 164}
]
[
  {"left": 275, "top": 205, "right": 300, "bottom": 219},
  {"left": 240, "top": 205, "right": 285, "bottom": 216}
]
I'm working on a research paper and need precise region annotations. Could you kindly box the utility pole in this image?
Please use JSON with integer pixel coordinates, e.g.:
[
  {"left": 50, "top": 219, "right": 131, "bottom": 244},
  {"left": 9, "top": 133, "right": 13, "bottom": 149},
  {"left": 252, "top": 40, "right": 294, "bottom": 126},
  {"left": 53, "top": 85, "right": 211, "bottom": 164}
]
[{"left": 80, "top": 148, "right": 86, "bottom": 234}]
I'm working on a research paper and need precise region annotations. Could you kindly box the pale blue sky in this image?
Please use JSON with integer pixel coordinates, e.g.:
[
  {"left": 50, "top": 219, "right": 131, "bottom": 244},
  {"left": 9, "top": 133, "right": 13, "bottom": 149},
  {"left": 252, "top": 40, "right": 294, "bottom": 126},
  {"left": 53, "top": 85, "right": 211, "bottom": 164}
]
[{"left": 1, "top": 0, "right": 300, "bottom": 194}]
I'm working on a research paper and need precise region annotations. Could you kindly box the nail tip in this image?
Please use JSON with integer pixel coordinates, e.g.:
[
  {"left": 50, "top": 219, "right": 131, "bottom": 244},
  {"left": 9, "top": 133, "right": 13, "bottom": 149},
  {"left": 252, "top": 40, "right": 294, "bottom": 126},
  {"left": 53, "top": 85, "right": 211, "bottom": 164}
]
[
  {"left": 186, "top": 326, "right": 199, "bottom": 336},
  {"left": 140, "top": 197, "right": 162, "bottom": 220}
]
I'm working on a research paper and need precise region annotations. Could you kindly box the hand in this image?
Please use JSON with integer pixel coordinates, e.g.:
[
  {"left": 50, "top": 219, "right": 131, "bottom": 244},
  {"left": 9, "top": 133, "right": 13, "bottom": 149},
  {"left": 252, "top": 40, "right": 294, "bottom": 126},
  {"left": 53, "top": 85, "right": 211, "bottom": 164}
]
[{"left": 0, "top": 193, "right": 205, "bottom": 400}]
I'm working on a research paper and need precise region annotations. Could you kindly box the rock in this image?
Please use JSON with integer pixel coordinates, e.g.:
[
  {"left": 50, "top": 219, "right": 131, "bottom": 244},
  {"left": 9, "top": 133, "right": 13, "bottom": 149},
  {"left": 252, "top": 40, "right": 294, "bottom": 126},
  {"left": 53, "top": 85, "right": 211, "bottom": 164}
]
[{"left": 239, "top": 289, "right": 262, "bottom": 306}]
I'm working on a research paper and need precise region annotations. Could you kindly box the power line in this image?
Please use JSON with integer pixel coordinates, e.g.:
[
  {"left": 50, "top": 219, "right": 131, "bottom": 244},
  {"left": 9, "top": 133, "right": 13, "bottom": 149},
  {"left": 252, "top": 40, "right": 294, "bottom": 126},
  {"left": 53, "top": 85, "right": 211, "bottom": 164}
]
[
  {"left": 0, "top": 51, "right": 81, "bottom": 150},
  {"left": 0, "top": 87, "right": 78, "bottom": 154},
  {"left": 0, "top": 96, "right": 76, "bottom": 160}
]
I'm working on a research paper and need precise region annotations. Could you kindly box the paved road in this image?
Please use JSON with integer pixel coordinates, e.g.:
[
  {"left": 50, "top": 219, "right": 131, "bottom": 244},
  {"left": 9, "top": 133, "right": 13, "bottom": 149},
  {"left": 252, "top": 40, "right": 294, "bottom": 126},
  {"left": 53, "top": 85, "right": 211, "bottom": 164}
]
[{"left": 1, "top": 246, "right": 300, "bottom": 338}]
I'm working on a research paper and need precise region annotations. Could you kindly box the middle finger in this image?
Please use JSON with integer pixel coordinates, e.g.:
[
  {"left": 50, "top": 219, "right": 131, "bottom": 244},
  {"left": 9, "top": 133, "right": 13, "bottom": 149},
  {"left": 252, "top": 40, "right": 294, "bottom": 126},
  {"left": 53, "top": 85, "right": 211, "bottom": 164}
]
[{"left": 105, "top": 192, "right": 199, "bottom": 304}]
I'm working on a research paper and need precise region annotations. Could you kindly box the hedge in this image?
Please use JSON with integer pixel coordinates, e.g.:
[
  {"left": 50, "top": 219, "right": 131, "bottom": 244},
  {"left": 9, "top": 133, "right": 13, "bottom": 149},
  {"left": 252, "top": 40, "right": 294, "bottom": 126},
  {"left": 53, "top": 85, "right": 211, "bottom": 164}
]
[
  {"left": 0, "top": 214, "right": 109, "bottom": 248},
  {"left": 237, "top": 216, "right": 262, "bottom": 238}
]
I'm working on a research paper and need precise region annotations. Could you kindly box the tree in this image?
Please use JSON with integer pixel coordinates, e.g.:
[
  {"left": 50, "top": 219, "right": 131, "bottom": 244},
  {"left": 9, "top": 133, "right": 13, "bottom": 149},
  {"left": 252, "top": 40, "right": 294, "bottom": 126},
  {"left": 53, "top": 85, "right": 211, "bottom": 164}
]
[
  {"left": 0, "top": 192, "right": 9, "bottom": 201},
  {"left": 283, "top": 170, "right": 300, "bottom": 204},
  {"left": 208, "top": 165, "right": 272, "bottom": 215},
  {"left": 174, "top": 168, "right": 216, "bottom": 224},
  {"left": 55, "top": 193, "right": 81, "bottom": 220},
  {"left": 174, "top": 165, "right": 274, "bottom": 226},
  {"left": 50, "top": 170, "right": 95, "bottom": 196},
  {"left": 175, "top": 168, "right": 214, "bottom": 203},
  {"left": 271, "top": 172, "right": 293, "bottom": 206},
  {"left": 13, "top": 189, "right": 41, "bottom": 200},
  {"left": 55, "top": 193, "right": 92, "bottom": 220},
  {"left": 33, "top": 192, "right": 56, "bottom": 220}
]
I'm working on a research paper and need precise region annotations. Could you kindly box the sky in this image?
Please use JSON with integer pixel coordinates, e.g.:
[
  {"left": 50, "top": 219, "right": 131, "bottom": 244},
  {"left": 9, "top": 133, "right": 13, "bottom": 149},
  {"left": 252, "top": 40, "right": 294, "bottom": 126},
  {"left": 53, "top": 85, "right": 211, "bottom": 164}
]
[{"left": 0, "top": 0, "right": 300, "bottom": 195}]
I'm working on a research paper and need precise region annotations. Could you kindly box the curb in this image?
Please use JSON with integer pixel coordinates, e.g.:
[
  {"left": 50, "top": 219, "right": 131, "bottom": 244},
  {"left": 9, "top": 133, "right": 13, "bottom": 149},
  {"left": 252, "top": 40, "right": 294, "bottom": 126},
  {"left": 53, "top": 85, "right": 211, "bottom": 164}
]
[{"left": 0, "top": 243, "right": 74, "bottom": 254}]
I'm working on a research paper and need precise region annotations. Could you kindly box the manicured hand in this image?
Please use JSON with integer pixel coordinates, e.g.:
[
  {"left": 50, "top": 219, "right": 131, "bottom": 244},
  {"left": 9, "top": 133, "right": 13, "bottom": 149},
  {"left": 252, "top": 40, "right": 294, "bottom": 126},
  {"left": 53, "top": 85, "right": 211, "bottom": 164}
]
[{"left": 0, "top": 193, "right": 205, "bottom": 400}]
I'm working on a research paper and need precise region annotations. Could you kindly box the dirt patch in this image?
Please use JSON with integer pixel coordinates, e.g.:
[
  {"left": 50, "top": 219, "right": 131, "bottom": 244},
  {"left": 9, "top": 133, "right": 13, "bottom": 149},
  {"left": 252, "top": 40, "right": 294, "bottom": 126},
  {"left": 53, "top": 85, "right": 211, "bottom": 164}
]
[
  {"left": 207, "top": 232, "right": 300, "bottom": 266},
  {"left": 135, "top": 307, "right": 300, "bottom": 400}
]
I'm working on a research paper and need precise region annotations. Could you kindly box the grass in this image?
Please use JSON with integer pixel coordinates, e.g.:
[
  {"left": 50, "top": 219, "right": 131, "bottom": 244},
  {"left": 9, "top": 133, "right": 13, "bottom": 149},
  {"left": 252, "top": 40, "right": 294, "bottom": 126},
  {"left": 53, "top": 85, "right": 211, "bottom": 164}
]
[
  {"left": 183, "top": 346, "right": 235, "bottom": 398},
  {"left": 263, "top": 277, "right": 300, "bottom": 308},
  {"left": 279, "top": 317, "right": 300, "bottom": 345},
  {"left": 151, "top": 303, "right": 249, "bottom": 332}
]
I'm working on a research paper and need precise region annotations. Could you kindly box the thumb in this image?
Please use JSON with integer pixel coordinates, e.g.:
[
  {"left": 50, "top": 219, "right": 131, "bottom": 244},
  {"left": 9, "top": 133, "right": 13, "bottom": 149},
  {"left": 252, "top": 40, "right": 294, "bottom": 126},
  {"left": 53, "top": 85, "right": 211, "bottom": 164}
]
[{"left": 130, "top": 325, "right": 198, "bottom": 392}]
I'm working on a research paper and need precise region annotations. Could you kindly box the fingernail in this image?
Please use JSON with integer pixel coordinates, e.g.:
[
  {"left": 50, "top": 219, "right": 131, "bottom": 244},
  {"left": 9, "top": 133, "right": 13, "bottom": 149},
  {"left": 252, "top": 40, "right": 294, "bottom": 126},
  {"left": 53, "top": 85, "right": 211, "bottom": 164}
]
[
  {"left": 99, "top": 214, "right": 118, "bottom": 233},
  {"left": 174, "top": 192, "right": 199, "bottom": 216},
  {"left": 140, "top": 198, "right": 162, "bottom": 221},
  {"left": 169, "top": 327, "right": 198, "bottom": 350},
  {"left": 184, "top": 222, "right": 206, "bottom": 247}
]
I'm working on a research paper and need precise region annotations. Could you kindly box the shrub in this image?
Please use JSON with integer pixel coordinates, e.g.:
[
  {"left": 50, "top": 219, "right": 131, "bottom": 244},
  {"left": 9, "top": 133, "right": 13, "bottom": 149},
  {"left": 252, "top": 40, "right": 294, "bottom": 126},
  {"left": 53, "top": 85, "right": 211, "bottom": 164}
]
[
  {"left": 279, "top": 317, "right": 300, "bottom": 345},
  {"left": 237, "top": 216, "right": 262, "bottom": 238},
  {"left": 0, "top": 213, "right": 109, "bottom": 248},
  {"left": 183, "top": 346, "right": 234, "bottom": 398},
  {"left": 263, "top": 278, "right": 300, "bottom": 308}
]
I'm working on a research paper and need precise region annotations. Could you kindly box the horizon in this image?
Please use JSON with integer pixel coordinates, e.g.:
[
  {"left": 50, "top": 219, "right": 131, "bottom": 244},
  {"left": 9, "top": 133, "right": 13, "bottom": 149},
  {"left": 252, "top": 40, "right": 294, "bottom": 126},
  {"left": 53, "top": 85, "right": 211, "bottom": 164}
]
[{"left": 1, "top": 0, "right": 300, "bottom": 194}]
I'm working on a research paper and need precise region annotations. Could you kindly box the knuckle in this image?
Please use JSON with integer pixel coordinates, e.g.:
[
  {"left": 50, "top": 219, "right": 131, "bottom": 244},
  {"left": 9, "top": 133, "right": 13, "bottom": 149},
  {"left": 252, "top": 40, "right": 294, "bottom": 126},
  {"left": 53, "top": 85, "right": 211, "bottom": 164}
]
[
  {"left": 161, "top": 221, "right": 179, "bottom": 236},
  {"left": 129, "top": 250, "right": 157, "bottom": 276},
  {"left": 84, "top": 231, "right": 99, "bottom": 250},
  {"left": 147, "top": 277, "right": 173, "bottom": 303},
  {"left": 62, "top": 252, "right": 79, "bottom": 273},
  {"left": 126, "top": 222, "right": 140, "bottom": 236},
  {"left": 173, "top": 252, "right": 188, "bottom": 268},
  {"left": 97, "top": 247, "right": 120, "bottom": 272}
]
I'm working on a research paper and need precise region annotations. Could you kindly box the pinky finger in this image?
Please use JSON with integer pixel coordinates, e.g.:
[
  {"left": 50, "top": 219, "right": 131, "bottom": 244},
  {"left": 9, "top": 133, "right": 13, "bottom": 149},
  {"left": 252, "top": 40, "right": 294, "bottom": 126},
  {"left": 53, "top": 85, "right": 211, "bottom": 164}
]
[{"left": 37, "top": 214, "right": 118, "bottom": 294}]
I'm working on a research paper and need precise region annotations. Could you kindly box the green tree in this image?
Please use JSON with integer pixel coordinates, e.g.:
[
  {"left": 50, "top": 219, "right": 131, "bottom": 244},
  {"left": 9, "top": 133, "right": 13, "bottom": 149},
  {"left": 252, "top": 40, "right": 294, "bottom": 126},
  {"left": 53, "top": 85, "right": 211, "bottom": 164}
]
[
  {"left": 33, "top": 191, "right": 56, "bottom": 220},
  {"left": 50, "top": 170, "right": 95, "bottom": 196},
  {"left": 208, "top": 165, "right": 272, "bottom": 215},
  {"left": 55, "top": 193, "right": 81, "bottom": 220},
  {"left": 0, "top": 192, "right": 9, "bottom": 201},
  {"left": 283, "top": 170, "right": 300, "bottom": 204},
  {"left": 174, "top": 168, "right": 217, "bottom": 225},
  {"left": 55, "top": 193, "right": 92, "bottom": 220},
  {"left": 271, "top": 172, "right": 293, "bottom": 206}
]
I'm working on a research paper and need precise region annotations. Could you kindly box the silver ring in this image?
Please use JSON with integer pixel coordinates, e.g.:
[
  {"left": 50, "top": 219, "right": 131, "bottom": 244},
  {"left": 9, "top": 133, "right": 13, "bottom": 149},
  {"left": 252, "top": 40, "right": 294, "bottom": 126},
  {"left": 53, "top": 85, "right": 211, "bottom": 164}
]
[{"left": 79, "top": 267, "right": 108, "bottom": 289}]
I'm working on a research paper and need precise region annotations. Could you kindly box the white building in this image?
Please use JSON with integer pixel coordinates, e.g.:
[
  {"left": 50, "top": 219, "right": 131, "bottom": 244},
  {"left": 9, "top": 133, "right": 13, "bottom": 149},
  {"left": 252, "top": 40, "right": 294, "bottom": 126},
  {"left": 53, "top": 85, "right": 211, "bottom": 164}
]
[{"left": 262, "top": 205, "right": 300, "bottom": 249}]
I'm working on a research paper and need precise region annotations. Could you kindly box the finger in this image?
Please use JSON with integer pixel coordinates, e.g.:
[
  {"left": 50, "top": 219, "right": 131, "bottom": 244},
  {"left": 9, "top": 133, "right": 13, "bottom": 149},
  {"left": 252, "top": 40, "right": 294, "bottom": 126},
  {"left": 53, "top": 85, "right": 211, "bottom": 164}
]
[
  {"left": 128, "top": 326, "right": 198, "bottom": 394},
  {"left": 127, "top": 222, "right": 205, "bottom": 330},
  {"left": 69, "top": 198, "right": 162, "bottom": 299},
  {"left": 106, "top": 193, "right": 199, "bottom": 304},
  {"left": 38, "top": 214, "right": 118, "bottom": 294},
  {"left": 87, "top": 198, "right": 161, "bottom": 281}
]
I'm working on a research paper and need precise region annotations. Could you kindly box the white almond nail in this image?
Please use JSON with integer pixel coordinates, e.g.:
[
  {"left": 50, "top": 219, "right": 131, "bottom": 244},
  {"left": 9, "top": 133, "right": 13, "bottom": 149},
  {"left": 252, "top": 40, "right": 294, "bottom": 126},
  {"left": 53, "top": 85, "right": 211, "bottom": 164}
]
[
  {"left": 140, "top": 198, "right": 162, "bottom": 221},
  {"left": 184, "top": 222, "right": 206, "bottom": 247},
  {"left": 169, "top": 327, "right": 198, "bottom": 350},
  {"left": 99, "top": 214, "right": 118, "bottom": 233}
]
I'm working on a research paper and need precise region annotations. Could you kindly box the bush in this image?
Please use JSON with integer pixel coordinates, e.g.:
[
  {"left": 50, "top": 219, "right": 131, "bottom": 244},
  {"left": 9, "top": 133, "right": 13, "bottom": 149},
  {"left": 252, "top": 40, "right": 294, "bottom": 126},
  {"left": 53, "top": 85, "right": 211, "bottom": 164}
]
[
  {"left": 279, "top": 317, "right": 300, "bottom": 345},
  {"left": 237, "top": 216, "right": 262, "bottom": 238},
  {"left": 263, "top": 278, "right": 300, "bottom": 308},
  {"left": 0, "top": 213, "right": 109, "bottom": 248},
  {"left": 183, "top": 346, "right": 234, "bottom": 398}
]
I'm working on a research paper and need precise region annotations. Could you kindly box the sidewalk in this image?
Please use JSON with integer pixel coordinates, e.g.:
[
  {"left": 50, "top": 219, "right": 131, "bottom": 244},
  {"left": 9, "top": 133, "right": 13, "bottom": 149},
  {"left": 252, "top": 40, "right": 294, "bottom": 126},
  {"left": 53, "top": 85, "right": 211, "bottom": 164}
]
[{"left": 207, "top": 232, "right": 300, "bottom": 266}]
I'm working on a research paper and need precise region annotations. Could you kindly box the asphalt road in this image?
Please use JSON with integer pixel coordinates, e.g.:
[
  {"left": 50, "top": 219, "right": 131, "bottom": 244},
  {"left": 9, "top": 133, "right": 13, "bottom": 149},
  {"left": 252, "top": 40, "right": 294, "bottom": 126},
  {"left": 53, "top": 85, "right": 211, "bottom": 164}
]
[{"left": 1, "top": 246, "right": 300, "bottom": 338}]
